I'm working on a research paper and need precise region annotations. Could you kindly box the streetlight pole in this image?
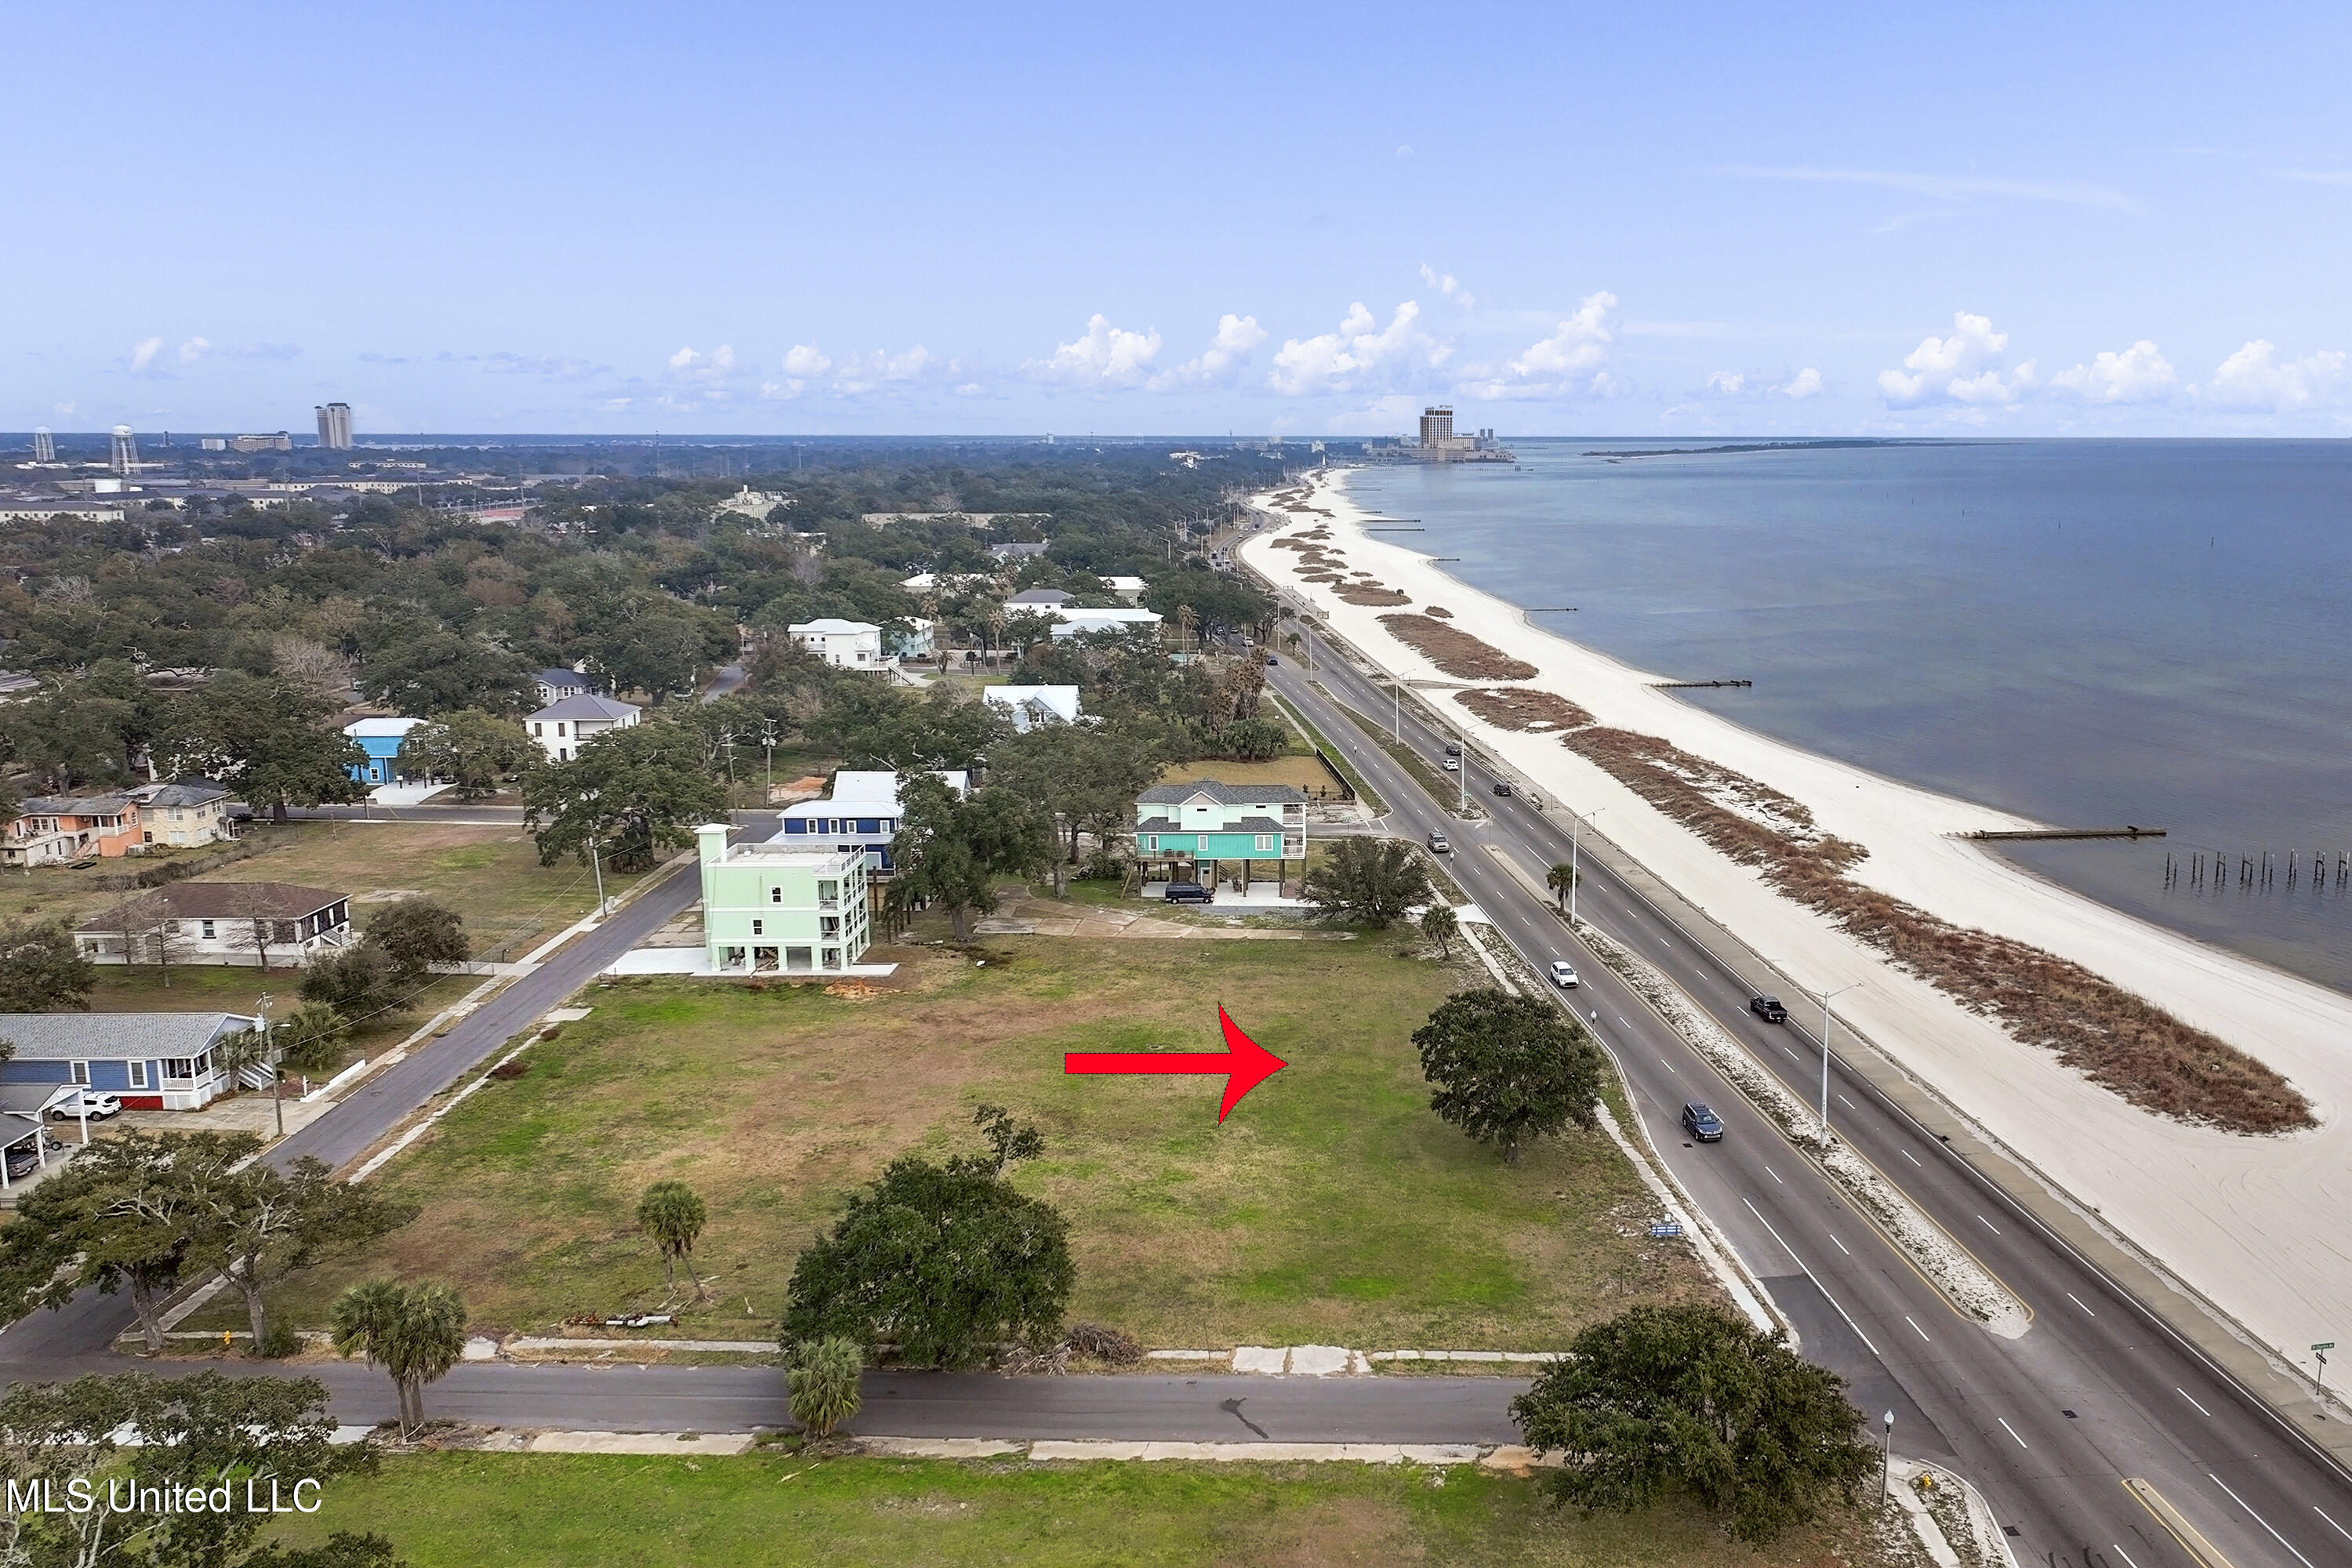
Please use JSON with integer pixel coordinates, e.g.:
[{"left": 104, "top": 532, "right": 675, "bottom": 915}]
[
  {"left": 1817, "top": 981, "right": 1864, "bottom": 1142},
  {"left": 1570, "top": 807, "right": 1606, "bottom": 927},
  {"left": 588, "top": 833, "right": 608, "bottom": 918},
  {"left": 258, "top": 992, "right": 282, "bottom": 1138},
  {"left": 1881, "top": 1410, "right": 1895, "bottom": 1502}
]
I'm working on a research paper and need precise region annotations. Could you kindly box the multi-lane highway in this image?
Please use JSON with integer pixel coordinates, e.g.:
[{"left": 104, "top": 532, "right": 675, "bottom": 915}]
[{"left": 1268, "top": 630, "right": 2352, "bottom": 1567}]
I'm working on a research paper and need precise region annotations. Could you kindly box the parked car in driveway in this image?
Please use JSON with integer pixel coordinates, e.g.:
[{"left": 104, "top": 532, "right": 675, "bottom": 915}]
[
  {"left": 1427, "top": 831, "right": 1452, "bottom": 854},
  {"left": 1682, "top": 1102, "right": 1724, "bottom": 1142},
  {"left": 1163, "top": 881, "right": 1214, "bottom": 904},
  {"left": 45, "top": 1091, "right": 122, "bottom": 1122},
  {"left": 1549, "top": 960, "right": 1580, "bottom": 989},
  {"left": 1748, "top": 994, "right": 1788, "bottom": 1022}
]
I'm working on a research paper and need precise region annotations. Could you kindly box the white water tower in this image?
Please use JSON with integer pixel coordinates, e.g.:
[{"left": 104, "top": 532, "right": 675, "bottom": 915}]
[
  {"left": 31, "top": 426, "right": 54, "bottom": 463},
  {"left": 109, "top": 425, "right": 138, "bottom": 474}
]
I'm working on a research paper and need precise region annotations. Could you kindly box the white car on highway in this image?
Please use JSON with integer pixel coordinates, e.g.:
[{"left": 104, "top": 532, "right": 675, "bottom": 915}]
[{"left": 1549, "top": 960, "right": 1581, "bottom": 989}]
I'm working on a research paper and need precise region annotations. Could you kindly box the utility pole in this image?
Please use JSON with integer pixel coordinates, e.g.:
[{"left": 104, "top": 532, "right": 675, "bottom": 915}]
[
  {"left": 588, "top": 833, "right": 608, "bottom": 918},
  {"left": 258, "top": 992, "right": 283, "bottom": 1138},
  {"left": 760, "top": 720, "right": 779, "bottom": 797},
  {"left": 1570, "top": 806, "right": 1606, "bottom": 927},
  {"left": 1881, "top": 1410, "right": 1895, "bottom": 1502},
  {"left": 1817, "top": 982, "right": 1864, "bottom": 1142}
]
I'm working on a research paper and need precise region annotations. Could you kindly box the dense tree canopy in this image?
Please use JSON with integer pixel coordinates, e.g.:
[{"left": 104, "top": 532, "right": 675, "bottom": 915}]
[
  {"left": 1412, "top": 989, "right": 1604, "bottom": 1163},
  {"left": 1511, "top": 1305, "right": 1878, "bottom": 1543},
  {"left": 524, "top": 720, "right": 731, "bottom": 873}
]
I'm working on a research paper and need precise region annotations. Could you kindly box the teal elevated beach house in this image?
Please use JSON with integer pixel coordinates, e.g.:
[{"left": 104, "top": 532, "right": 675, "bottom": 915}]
[
  {"left": 1132, "top": 780, "right": 1308, "bottom": 891},
  {"left": 695, "top": 824, "right": 870, "bottom": 975}
]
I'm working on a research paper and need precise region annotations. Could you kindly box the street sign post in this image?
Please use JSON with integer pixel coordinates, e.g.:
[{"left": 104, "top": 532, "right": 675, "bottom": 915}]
[{"left": 2314, "top": 1341, "right": 2334, "bottom": 1398}]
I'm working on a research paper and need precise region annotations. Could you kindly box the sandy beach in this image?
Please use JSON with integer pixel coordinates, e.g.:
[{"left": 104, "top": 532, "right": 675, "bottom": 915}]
[{"left": 1242, "top": 469, "right": 2352, "bottom": 1378}]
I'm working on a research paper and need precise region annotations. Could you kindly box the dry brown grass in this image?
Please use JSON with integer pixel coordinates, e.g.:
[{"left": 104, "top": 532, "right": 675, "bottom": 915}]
[
  {"left": 1456, "top": 688, "right": 1595, "bottom": 732},
  {"left": 1335, "top": 584, "right": 1412, "bottom": 606},
  {"left": 1377, "top": 615, "right": 1540, "bottom": 681},
  {"left": 1550, "top": 723, "right": 2311, "bottom": 1134},
  {"left": 1424, "top": 605, "right": 1454, "bottom": 618}
]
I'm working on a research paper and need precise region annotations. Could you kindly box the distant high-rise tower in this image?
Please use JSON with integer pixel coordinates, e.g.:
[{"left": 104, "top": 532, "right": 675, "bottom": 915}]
[
  {"left": 1417, "top": 406, "right": 1456, "bottom": 448},
  {"left": 316, "top": 401, "right": 354, "bottom": 449},
  {"left": 31, "top": 426, "right": 54, "bottom": 463},
  {"left": 109, "top": 425, "right": 138, "bottom": 474}
]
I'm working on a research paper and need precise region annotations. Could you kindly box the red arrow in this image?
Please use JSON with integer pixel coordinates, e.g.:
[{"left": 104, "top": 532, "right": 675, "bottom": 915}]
[{"left": 1064, "top": 1005, "right": 1288, "bottom": 1123}]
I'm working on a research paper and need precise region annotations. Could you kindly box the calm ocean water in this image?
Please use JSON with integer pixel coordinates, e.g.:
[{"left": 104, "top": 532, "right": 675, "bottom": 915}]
[{"left": 1344, "top": 439, "right": 2352, "bottom": 996}]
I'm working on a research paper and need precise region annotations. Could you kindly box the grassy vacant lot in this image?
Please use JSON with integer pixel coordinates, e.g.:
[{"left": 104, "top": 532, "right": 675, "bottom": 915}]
[
  {"left": 223, "top": 930, "right": 1712, "bottom": 1349},
  {"left": 9, "top": 820, "right": 641, "bottom": 964},
  {"left": 83, "top": 966, "right": 474, "bottom": 1062},
  {"left": 1157, "top": 753, "right": 1336, "bottom": 793},
  {"left": 268, "top": 1454, "right": 1911, "bottom": 1568}
]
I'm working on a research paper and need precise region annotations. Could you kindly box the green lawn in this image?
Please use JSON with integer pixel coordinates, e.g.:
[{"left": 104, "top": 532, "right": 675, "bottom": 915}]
[
  {"left": 85, "top": 966, "right": 474, "bottom": 1063},
  {"left": 9, "top": 819, "right": 644, "bottom": 965},
  {"left": 266, "top": 1454, "right": 1909, "bottom": 1568},
  {"left": 211, "top": 931, "right": 1714, "bottom": 1349}
]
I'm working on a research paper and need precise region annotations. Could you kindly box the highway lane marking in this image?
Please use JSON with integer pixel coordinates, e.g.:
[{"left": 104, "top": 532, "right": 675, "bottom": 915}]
[
  {"left": 2108, "top": 1548, "right": 2143, "bottom": 1568},
  {"left": 2316, "top": 1505, "right": 2352, "bottom": 1542},
  {"left": 2124, "top": 1478, "right": 2238, "bottom": 1568},
  {"left": 1763, "top": 1166, "right": 1784, "bottom": 1185},
  {"left": 1780, "top": 1046, "right": 1801, "bottom": 1062},
  {"left": 1658, "top": 1058, "right": 1679, "bottom": 1074},
  {"left": 1828, "top": 1234, "right": 1849, "bottom": 1255},
  {"left": 1976, "top": 1214, "right": 2002, "bottom": 1235},
  {"left": 1997, "top": 1417, "right": 2029, "bottom": 1449},
  {"left": 2176, "top": 1387, "right": 2214, "bottom": 1419},
  {"left": 1837, "top": 1093, "right": 1856, "bottom": 1109},
  {"left": 2067, "top": 1292, "right": 2097, "bottom": 1316},
  {"left": 1905, "top": 1316, "right": 1931, "bottom": 1341},
  {"left": 2207, "top": 1472, "right": 2318, "bottom": 1566},
  {"left": 1900, "top": 1148, "right": 1922, "bottom": 1167},
  {"left": 1740, "top": 1197, "right": 1879, "bottom": 1356}
]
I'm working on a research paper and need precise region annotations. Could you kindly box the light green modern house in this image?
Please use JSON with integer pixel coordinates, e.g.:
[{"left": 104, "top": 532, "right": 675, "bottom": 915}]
[
  {"left": 1132, "top": 781, "right": 1308, "bottom": 891},
  {"left": 695, "top": 824, "right": 871, "bottom": 975}
]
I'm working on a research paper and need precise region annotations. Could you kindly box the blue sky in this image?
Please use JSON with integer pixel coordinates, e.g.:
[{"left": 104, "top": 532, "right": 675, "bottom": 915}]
[{"left": 13, "top": 1, "right": 2352, "bottom": 438}]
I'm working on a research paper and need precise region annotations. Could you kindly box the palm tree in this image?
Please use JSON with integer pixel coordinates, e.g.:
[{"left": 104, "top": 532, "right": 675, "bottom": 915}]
[
  {"left": 331, "top": 1279, "right": 468, "bottom": 1439},
  {"left": 1420, "top": 904, "right": 1459, "bottom": 958},
  {"left": 1546, "top": 862, "right": 1578, "bottom": 912},
  {"left": 637, "top": 1180, "right": 709, "bottom": 1298},
  {"left": 274, "top": 1002, "right": 351, "bottom": 1075},
  {"left": 787, "top": 1336, "right": 863, "bottom": 1439}
]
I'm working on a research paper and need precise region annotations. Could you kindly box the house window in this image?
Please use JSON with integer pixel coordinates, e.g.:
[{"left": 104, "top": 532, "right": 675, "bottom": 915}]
[
  {"left": 557, "top": 722, "right": 568, "bottom": 738},
  {"left": 857, "top": 818, "right": 881, "bottom": 834},
  {"left": 201, "top": 920, "right": 216, "bottom": 940},
  {"left": 1144, "top": 835, "right": 1158, "bottom": 851},
  {"left": 532, "top": 723, "right": 543, "bottom": 736},
  {"left": 751, "top": 919, "right": 764, "bottom": 936},
  {"left": 163, "top": 1052, "right": 210, "bottom": 1081},
  {"left": 129, "top": 1061, "right": 148, "bottom": 1089},
  {"left": 1256, "top": 834, "right": 1276, "bottom": 852},
  {"left": 769, "top": 886, "right": 782, "bottom": 903},
  {"left": 71, "top": 1060, "right": 90, "bottom": 1085}
]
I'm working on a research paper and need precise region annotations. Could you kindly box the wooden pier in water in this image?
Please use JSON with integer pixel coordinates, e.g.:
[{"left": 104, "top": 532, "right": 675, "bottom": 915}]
[{"left": 1965, "top": 826, "right": 2166, "bottom": 842}]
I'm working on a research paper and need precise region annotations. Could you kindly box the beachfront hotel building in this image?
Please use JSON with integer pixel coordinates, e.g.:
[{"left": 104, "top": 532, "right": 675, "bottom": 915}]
[{"left": 1411, "top": 407, "right": 1512, "bottom": 462}]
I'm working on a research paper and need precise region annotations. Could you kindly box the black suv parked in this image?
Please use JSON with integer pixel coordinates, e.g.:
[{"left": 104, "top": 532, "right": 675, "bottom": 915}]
[{"left": 1163, "top": 882, "right": 1214, "bottom": 904}]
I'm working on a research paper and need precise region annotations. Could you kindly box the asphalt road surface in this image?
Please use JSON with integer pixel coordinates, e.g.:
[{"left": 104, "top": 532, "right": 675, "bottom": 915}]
[{"left": 1270, "top": 631, "right": 2352, "bottom": 1567}]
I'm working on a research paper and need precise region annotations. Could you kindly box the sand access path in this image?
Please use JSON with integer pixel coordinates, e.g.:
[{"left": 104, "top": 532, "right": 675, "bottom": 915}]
[{"left": 1242, "top": 470, "right": 2352, "bottom": 1381}]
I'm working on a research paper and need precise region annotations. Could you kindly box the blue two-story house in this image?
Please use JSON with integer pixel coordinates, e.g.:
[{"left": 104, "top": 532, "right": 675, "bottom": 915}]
[
  {"left": 772, "top": 769, "right": 968, "bottom": 874},
  {"left": 0, "top": 1012, "right": 263, "bottom": 1111},
  {"left": 342, "top": 717, "right": 424, "bottom": 786}
]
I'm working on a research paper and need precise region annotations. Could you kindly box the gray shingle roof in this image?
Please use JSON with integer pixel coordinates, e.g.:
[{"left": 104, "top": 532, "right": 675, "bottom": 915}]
[
  {"left": 143, "top": 782, "right": 230, "bottom": 808},
  {"left": 80, "top": 881, "right": 345, "bottom": 927},
  {"left": 529, "top": 693, "right": 640, "bottom": 723},
  {"left": 1137, "top": 781, "right": 1309, "bottom": 807},
  {"left": 0, "top": 1013, "right": 256, "bottom": 1061},
  {"left": 18, "top": 794, "right": 135, "bottom": 815}
]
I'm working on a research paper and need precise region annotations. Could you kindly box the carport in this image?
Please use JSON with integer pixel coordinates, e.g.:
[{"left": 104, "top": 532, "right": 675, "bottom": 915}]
[{"left": 0, "top": 1083, "right": 80, "bottom": 1196}]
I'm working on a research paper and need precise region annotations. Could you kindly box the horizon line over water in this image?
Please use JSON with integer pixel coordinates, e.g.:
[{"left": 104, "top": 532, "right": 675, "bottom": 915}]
[{"left": 1339, "top": 437, "right": 2352, "bottom": 998}]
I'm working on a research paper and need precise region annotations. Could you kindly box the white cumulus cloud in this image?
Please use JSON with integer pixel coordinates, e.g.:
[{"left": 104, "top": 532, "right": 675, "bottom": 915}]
[
  {"left": 2190, "top": 340, "right": 2349, "bottom": 412},
  {"left": 1455, "top": 292, "right": 1618, "bottom": 399},
  {"left": 2049, "top": 340, "right": 2176, "bottom": 404},
  {"left": 666, "top": 344, "right": 736, "bottom": 379},
  {"left": 1774, "top": 368, "right": 1826, "bottom": 399},
  {"left": 1704, "top": 371, "right": 1746, "bottom": 397},
  {"left": 178, "top": 337, "right": 211, "bottom": 364},
  {"left": 1025, "top": 314, "right": 1163, "bottom": 387},
  {"left": 129, "top": 336, "right": 165, "bottom": 375},
  {"left": 1878, "top": 312, "right": 2038, "bottom": 407},
  {"left": 831, "top": 346, "right": 935, "bottom": 395},
  {"left": 1418, "top": 264, "right": 1475, "bottom": 310},
  {"left": 1149, "top": 314, "right": 1268, "bottom": 391},
  {"left": 782, "top": 345, "right": 832, "bottom": 379},
  {"left": 1269, "top": 302, "right": 1446, "bottom": 396}
]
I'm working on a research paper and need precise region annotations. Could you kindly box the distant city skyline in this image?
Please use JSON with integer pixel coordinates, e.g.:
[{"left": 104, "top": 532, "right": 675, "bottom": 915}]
[{"left": 9, "top": 2, "right": 2350, "bottom": 438}]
